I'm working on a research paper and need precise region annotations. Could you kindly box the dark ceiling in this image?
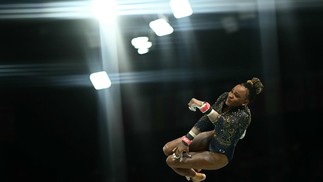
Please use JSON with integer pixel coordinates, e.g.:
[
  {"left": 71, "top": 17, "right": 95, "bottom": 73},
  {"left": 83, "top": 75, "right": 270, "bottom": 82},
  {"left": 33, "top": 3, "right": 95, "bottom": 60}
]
[{"left": 0, "top": 1, "right": 323, "bottom": 182}]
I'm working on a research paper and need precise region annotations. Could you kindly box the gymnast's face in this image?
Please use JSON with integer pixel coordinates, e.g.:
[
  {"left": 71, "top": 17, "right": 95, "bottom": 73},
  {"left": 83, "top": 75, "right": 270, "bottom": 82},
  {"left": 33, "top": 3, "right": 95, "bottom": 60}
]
[{"left": 225, "top": 84, "right": 249, "bottom": 107}]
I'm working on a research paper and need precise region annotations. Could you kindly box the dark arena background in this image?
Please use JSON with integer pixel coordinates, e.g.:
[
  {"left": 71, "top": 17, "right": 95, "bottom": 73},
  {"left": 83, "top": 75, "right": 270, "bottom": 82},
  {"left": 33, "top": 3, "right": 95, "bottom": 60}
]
[{"left": 0, "top": 0, "right": 322, "bottom": 182}]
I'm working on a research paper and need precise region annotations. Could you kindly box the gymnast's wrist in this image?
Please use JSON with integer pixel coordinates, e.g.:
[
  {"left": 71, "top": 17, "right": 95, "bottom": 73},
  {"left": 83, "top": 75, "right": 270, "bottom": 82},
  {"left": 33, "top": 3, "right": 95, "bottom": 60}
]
[
  {"left": 197, "top": 102, "right": 211, "bottom": 113},
  {"left": 181, "top": 136, "right": 192, "bottom": 146},
  {"left": 181, "top": 130, "right": 197, "bottom": 146}
]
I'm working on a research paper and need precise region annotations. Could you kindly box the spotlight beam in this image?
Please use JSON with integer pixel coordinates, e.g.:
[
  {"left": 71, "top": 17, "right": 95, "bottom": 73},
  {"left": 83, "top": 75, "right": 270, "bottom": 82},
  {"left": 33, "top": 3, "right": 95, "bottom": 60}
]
[{"left": 0, "top": 0, "right": 321, "bottom": 20}]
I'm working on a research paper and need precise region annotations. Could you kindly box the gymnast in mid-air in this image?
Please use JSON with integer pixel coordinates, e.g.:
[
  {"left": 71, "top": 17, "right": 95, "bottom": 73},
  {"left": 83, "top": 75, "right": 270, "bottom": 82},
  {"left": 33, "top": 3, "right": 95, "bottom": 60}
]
[{"left": 163, "top": 77, "right": 264, "bottom": 182}]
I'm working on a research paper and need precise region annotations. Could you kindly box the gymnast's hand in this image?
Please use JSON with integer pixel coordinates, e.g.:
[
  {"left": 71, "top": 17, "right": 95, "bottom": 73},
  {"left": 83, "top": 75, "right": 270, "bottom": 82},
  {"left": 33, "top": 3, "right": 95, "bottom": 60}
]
[
  {"left": 172, "top": 142, "right": 191, "bottom": 162},
  {"left": 188, "top": 98, "right": 204, "bottom": 111}
]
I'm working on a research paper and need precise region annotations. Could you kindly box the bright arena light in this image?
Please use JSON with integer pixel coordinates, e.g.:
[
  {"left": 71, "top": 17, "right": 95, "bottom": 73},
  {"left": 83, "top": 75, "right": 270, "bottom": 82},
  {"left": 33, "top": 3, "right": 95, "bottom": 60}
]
[
  {"left": 169, "top": 0, "right": 193, "bottom": 18},
  {"left": 131, "top": 36, "right": 152, "bottom": 54},
  {"left": 91, "top": 0, "right": 117, "bottom": 23},
  {"left": 149, "top": 18, "right": 174, "bottom": 36},
  {"left": 90, "top": 71, "right": 112, "bottom": 90},
  {"left": 131, "top": 36, "right": 149, "bottom": 48}
]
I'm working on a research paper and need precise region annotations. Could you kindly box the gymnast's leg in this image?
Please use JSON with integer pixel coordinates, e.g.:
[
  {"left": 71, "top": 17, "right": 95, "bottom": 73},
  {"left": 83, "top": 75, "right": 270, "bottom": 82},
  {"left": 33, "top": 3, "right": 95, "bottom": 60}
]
[
  {"left": 163, "top": 130, "right": 214, "bottom": 156},
  {"left": 162, "top": 131, "right": 228, "bottom": 181},
  {"left": 166, "top": 150, "right": 229, "bottom": 171}
]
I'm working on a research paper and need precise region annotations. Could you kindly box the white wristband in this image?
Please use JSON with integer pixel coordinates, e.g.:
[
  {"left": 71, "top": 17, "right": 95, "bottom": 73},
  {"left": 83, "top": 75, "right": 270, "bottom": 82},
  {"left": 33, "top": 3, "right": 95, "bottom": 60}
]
[
  {"left": 188, "top": 130, "right": 197, "bottom": 138},
  {"left": 207, "top": 109, "right": 216, "bottom": 117}
]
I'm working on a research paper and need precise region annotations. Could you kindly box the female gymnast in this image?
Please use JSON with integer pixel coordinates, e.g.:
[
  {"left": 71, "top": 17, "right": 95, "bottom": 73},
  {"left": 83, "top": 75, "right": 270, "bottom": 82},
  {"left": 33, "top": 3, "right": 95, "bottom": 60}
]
[{"left": 163, "top": 77, "right": 264, "bottom": 182}]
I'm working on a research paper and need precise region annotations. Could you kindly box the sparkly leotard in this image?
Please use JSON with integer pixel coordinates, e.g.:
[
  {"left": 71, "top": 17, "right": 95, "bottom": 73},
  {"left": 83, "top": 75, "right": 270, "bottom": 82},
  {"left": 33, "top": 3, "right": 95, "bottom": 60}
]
[{"left": 194, "top": 92, "right": 251, "bottom": 161}]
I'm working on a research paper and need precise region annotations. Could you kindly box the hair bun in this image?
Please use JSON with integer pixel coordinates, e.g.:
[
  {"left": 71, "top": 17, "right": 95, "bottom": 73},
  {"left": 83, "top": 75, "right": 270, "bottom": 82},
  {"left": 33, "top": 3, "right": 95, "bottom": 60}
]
[{"left": 248, "top": 77, "right": 264, "bottom": 95}]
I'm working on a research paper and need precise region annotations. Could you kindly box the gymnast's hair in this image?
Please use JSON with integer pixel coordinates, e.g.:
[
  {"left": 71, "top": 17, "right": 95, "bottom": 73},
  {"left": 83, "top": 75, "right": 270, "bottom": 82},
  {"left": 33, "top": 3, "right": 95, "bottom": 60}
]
[{"left": 242, "top": 77, "right": 264, "bottom": 102}]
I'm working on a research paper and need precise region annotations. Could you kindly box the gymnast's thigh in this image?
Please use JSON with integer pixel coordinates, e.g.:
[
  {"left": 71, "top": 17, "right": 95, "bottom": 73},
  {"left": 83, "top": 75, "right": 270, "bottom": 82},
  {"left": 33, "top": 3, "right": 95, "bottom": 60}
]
[
  {"left": 163, "top": 130, "right": 215, "bottom": 155},
  {"left": 167, "top": 150, "right": 228, "bottom": 170},
  {"left": 189, "top": 130, "right": 215, "bottom": 152}
]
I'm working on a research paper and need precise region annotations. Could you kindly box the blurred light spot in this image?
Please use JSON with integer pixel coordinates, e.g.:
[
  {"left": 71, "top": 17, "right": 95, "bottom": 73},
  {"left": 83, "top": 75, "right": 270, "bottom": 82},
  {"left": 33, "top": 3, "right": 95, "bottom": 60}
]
[
  {"left": 149, "top": 18, "right": 174, "bottom": 36},
  {"left": 131, "top": 36, "right": 152, "bottom": 54},
  {"left": 91, "top": 0, "right": 117, "bottom": 23},
  {"left": 169, "top": 0, "right": 193, "bottom": 18},
  {"left": 221, "top": 16, "right": 239, "bottom": 33},
  {"left": 90, "top": 71, "right": 111, "bottom": 90}
]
